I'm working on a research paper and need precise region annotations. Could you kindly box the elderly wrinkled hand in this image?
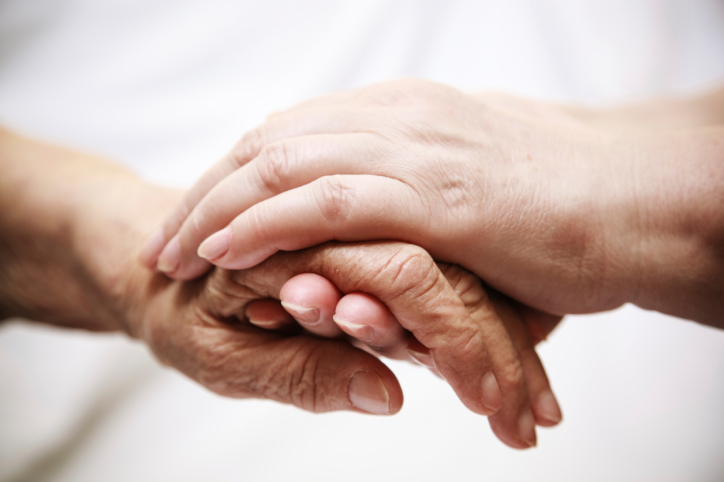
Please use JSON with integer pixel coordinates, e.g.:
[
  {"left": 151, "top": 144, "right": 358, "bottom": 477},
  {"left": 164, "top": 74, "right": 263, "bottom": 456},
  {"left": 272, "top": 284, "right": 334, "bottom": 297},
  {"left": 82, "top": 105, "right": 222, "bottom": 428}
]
[{"left": 129, "top": 240, "right": 561, "bottom": 449}]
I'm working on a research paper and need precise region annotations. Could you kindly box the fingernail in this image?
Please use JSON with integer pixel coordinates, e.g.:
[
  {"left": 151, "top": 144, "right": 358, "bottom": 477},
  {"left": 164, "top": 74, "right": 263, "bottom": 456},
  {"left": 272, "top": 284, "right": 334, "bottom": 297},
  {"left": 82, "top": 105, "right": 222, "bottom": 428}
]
[
  {"left": 519, "top": 407, "right": 537, "bottom": 448},
  {"left": 281, "top": 301, "right": 320, "bottom": 325},
  {"left": 481, "top": 372, "right": 502, "bottom": 413},
  {"left": 333, "top": 315, "right": 375, "bottom": 343},
  {"left": 248, "top": 319, "right": 282, "bottom": 329},
  {"left": 535, "top": 390, "right": 563, "bottom": 425},
  {"left": 198, "top": 228, "right": 231, "bottom": 261},
  {"left": 406, "top": 348, "right": 435, "bottom": 368},
  {"left": 348, "top": 371, "right": 390, "bottom": 415},
  {"left": 157, "top": 237, "right": 180, "bottom": 273},
  {"left": 139, "top": 227, "right": 165, "bottom": 266}
]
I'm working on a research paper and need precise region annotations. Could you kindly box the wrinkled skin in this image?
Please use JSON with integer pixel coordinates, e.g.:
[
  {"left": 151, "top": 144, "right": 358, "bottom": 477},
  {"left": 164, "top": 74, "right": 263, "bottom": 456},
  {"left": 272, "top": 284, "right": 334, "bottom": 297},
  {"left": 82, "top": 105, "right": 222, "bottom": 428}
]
[
  {"left": 148, "top": 79, "right": 724, "bottom": 326},
  {"left": 0, "top": 131, "right": 562, "bottom": 449},
  {"left": 128, "top": 240, "right": 560, "bottom": 448}
]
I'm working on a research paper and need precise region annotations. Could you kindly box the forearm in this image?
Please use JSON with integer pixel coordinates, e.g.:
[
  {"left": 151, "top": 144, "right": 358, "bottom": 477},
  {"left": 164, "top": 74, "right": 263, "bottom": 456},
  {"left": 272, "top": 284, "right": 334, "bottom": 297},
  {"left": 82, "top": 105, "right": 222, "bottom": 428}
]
[
  {"left": 617, "top": 127, "right": 724, "bottom": 326},
  {"left": 485, "top": 90, "right": 724, "bottom": 325},
  {"left": 568, "top": 86, "right": 724, "bottom": 130},
  {"left": 0, "top": 129, "right": 174, "bottom": 331}
]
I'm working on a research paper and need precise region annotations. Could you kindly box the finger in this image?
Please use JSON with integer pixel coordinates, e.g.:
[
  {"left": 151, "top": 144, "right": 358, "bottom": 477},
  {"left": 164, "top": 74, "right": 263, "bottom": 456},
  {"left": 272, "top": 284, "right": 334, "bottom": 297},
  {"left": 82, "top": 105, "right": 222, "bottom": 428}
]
[
  {"left": 334, "top": 293, "right": 411, "bottom": 359},
  {"left": 244, "top": 299, "right": 297, "bottom": 331},
  {"left": 437, "top": 264, "right": 537, "bottom": 449},
  {"left": 184, "top": 267, "right": 404, "bottom": 415},
  {"left": 489, "top": 294, "right": 563, "bottom": 429},
  {"left": 515, "top": 304, "right": 564, "bottom": 346},
  {"left": 281, "top": 274, "right": 413, "bottom": 358},
  {"left": 405, "top": 338, "right": 444, "bottom": 377},
  {"left": 180, "top": 323, "right": 403, "bottom": 415},
  {"left": 145, "top": 106, "right": 374, "bottom": 274},
  {"left": 279, "top": 273, "right": 343, "bottom": 338},
  {"left": 166, "top": 133, "right": 388, "bottom": 279},
  {"left": 232, "top": 242, "right": 534, "bottom": 448},
  {"left": 202, "top": 175, "right": 428, "bottom": 271}
]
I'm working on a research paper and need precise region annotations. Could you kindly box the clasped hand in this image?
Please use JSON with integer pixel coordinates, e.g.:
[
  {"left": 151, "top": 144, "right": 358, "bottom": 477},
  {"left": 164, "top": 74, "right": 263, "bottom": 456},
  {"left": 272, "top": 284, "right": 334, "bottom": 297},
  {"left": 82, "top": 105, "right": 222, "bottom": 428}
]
[{"left": 139, "top": 79, "right": 597, "bottom": 449}]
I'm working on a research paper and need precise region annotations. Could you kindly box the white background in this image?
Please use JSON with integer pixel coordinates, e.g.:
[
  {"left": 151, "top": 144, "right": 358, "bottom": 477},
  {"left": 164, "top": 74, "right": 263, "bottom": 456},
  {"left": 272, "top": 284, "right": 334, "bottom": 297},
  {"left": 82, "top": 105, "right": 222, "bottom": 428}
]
[{"left": 1, "top": 1, "right": 724, "bottom": 481}]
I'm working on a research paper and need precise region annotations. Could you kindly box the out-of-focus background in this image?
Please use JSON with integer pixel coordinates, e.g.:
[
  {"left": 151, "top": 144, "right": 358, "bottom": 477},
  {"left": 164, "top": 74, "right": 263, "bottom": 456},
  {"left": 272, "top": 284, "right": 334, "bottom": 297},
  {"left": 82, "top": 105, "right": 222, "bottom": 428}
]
[{"left": 1, "top": 1, "right": 724, "bottom": 481}]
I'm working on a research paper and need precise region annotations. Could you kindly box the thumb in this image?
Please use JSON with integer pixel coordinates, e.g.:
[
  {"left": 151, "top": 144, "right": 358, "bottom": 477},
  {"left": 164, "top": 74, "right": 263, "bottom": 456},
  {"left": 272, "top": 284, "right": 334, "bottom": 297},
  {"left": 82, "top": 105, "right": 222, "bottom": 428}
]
[
  {"left": 182, "top": 270, "right": 403, "bottom": 415},
  {"left": 234, "top": 335, "right": 404, "bottom": 415}
]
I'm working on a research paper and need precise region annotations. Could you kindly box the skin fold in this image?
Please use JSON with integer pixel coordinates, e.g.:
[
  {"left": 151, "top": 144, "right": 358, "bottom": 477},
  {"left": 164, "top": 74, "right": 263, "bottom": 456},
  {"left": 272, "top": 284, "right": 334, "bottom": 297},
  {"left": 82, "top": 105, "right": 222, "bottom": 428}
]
[{"left": 0, "top": 129, "right": 563, "bottom": 449}]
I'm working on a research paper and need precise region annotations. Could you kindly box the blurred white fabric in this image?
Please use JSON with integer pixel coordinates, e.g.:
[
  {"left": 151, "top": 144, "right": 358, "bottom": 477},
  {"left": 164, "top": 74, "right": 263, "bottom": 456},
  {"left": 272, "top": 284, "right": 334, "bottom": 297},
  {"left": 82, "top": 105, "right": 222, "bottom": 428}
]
[{"left": 1, "top": 1, "right": 724, "bottom": 481}]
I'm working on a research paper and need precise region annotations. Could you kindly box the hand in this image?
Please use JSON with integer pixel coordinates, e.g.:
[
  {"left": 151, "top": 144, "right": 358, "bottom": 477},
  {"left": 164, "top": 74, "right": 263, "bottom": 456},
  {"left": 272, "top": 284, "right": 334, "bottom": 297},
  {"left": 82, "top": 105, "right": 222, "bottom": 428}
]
[
  {"left": 128, "top": 240, "right": 562, "bottom": 449},
  {"left": 143, "top": 79, "right": 724, "bottom": 324},
  {"left": 0, "top": 131, "right": 558, "bottom": 449}
]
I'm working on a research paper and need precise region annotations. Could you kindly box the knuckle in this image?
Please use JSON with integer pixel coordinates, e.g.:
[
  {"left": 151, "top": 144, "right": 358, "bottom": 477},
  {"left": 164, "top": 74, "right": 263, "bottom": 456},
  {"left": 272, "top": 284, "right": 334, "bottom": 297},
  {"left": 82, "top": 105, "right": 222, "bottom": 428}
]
[
  {"left": 164, "top": 199, "right": 192, "bottom": 235},
  {"left": 189, "top": 203, "right": 207, "bottom": 233},
  {"left": 234, "top": 127, "right": 267, "bottom": 164},
  {"left": 246, "top": 204, "right": 271, "bottom": 245},
  {"left": 256, "top": 142, "right": 293, "bottom": 194},
  {"left": 380, "top": 245, "right": 440, "bottom": 300},
  {"left": 439, "top": 264, "right": 488, "bottom": 309},
  {"left": 362, "top": 80, "right": 417, "bottom": 106},
  {"left": 497, "top": 358, "right": 526, "bottom": 394},
  {"left": 312, "top": 175, "right": 356, "bottom": 225}
]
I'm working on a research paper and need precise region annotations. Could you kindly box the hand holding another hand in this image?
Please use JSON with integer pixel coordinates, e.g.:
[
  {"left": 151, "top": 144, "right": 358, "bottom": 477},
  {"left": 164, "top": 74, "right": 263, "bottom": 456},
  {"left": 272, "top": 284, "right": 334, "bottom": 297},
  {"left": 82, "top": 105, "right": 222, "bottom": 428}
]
[
  {"left": 144, "top": 78, "right": 724, "bottom": 325},
  {"left": 129, "top": 239, "right": 561, "bottom": 449}
]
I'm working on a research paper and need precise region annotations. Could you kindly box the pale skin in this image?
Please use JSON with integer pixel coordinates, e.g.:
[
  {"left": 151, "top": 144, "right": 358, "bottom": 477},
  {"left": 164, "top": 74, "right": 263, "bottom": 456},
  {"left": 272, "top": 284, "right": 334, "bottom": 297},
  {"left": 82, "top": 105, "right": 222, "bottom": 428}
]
[
  {"left": 145, "top": 79, "right": 724, "bottom": 328},
  {"left": 0, "top": 130, "right": 562, "bottom": 449}
]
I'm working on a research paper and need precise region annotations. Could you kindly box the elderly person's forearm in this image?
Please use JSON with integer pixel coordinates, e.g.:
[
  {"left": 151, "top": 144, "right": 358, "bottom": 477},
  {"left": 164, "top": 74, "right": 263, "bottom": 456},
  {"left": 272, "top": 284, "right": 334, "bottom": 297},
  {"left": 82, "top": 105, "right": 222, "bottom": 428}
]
[
  {"left": 0, "top": 128, "right": 154, "bottom": 330},
  {"left": 0, "top": 129, "right": 559, "bottom": 448}
]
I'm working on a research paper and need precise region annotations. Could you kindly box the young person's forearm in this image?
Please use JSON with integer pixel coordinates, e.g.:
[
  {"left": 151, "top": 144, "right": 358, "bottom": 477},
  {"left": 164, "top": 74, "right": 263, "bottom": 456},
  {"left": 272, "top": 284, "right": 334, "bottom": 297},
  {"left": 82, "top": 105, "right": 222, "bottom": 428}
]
[
  {"left": 567, "top": 86, "right": 724, "bottom": 130},
  {"left": 607, "top": 127, "right": 724, "bottom": 327}
]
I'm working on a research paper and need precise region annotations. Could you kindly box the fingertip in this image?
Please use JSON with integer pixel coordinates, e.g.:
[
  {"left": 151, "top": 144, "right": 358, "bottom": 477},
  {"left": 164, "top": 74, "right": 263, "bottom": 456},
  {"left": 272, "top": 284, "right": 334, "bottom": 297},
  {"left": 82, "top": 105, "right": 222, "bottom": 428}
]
[
  {"left": 348, "top": 371, "right": 392, "bottom": 415},
  {"left": 334, "top": 293, "right": 406, "bottom": 349},
  {"left": 245, "top": 299, "right": 296, "bottom": 331},
  {"left": 157, "top": 235, "right": 181, "bottom": 274},
  {"left": 280, "top": 273, "right": 340, "bottom": 304},
  {"left": 533, "top": 389, "right": 563, "bottom": 427},
  {"left": 488, "top": 411, "right": 537, "bottom": 450},
  {"left": 158, "top": 240, "right": 213, "bottom": 281},
  {"left": 198, "top": 228, "right": 231, "bottom": 261},
  {"left": 518, "top": 407, "right": 538, "bottom": 447},
  {"left": 139, "top": 227, "right": 165, "bottom": 268},
  {"left": 279, "top": 273, "right": 342, "bottom": 337},
  {"left": 280, "top": 273, "right": 340, "bottom": 324},
  {"left": 481, "top": 372, "right": 503, "bottom": 414},
  {"left": 214, "top": 243, "right": 278, "bottom": 270}
]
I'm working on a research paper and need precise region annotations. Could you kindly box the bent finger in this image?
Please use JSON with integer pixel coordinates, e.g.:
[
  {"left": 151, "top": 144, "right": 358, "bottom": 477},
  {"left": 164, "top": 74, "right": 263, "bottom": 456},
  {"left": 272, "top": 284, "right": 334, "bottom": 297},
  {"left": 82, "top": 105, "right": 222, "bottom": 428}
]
[
  {"left": 244, "top": 299, "right": 297, "bottom": 332},
  {"left": 187, "top": 326, "right": 403, "bottom": 415},
  {"left": 202, "top": 176, "right": 428, "bottom": 271},
  {"left": 334, "top": 292, "right": 411, "bottom": 359},
  {"left": 279, "top": 273, "right": 343, "bottom": 338},
  {"left": 231, "top": 243, "right": 529, "bottom": 445},
  {"left": 143, "top": 107, "right": 372, "bottom": 273},
  {"left": 489, "top": 293, "right": 562, "bottom": 430},
  {"left": 280, "top": 274, "right": 413, "bottom": 358},
  {"left": 437, "top": 264, "right": 537, "bottom": 449},
  {"left": 165, "top": 133, "right": 387, "bottom": 279}
]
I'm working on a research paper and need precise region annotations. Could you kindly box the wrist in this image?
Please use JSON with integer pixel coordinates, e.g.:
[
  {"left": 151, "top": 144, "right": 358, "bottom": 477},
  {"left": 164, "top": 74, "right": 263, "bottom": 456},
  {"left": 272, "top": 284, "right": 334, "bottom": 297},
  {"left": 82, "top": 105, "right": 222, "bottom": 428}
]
[
  {"left": 69, "top": 175, "right": 181, "bottom": 337},
  {"left": 601, "top": 128, "right": 724, "bottom": 324},
  {"left": 0, "top": 130, "right": 179, "bottom": 333}
]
